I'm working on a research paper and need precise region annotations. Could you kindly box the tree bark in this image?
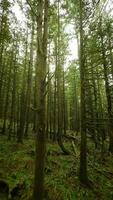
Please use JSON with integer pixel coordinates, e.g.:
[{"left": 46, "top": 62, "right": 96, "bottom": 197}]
[
  {"left": 99, "top": 20, "right": 113, "bottom": 153},
  {"left": 33, "top": 0, "right": 49, "bottom": 199},
  {"left": 79, "top": 0, "right": 88, "bottom": 184}
]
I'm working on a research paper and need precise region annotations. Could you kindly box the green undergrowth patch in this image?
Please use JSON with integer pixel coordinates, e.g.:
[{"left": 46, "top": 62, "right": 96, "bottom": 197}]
[
  {"left": 0, "top": 136, "right": 34, "bottom": 199},
  {"left": 0, "top": 135, "right": 113, "bottom": 199}
]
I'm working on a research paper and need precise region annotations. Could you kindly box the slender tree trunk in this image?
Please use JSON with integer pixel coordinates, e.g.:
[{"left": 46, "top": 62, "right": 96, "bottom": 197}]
[
  {"left": 99, "top": 21, "right": 113, "bottom": 153},
  {"left": 24, "top": 21, "right": 34, "bottom": 137},
  {"left": 63, "top": 68, "right": 66, "bottom": 135},
  {"left": 17, "top": 33, "right": 28, "bottom": 143},
  {"left": 2, "top": 56, "right": 12, "bottom": 134},
  {"left": 33, "top": 76, "right": 37, "bottom": 133},
  {"left": 79, "top": 0, "right": 88, "bottom": 184},
  {"left": 53, "top": 70, "right": 57, "bottom": 141},
  {"left": 56, "top": 0, "right": 69, "bottom": 155},
  {"left": 8, "top": 46, "right": 17, "bottom": 140}
]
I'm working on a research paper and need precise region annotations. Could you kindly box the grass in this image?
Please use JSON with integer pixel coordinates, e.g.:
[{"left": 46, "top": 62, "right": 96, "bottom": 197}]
[{"left": 0, "top": 135, "right": 113, "bottom": 199}]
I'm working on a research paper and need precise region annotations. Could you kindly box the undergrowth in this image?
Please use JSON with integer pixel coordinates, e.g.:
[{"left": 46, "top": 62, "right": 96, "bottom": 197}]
[{"left": 0, "top": 135, "right": 113, "bottom": 199}]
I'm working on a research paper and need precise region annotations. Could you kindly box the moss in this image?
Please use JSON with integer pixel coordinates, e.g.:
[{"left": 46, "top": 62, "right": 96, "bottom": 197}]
[{"left": 0, "top": 135, "right": 113, "bottom": 200}]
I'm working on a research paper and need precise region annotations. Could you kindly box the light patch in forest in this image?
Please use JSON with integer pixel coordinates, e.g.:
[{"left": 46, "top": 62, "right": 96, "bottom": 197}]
[
  {"left": 104, "top": 0, "right": 113, "bottom": 15},
  {"left": 12, "top": 2, "right": 26, "bottom": 27}
]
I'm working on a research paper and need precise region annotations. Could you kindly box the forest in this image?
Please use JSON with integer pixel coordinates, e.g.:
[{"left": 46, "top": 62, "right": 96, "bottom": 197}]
[{"left": 0, "top": 0, "right": 113, "bottom": 199}]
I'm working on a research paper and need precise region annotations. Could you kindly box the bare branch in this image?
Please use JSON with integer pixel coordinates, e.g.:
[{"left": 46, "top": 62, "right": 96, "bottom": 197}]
[{"left": 45, "top": 73, "right": 54, "bottom": 87}]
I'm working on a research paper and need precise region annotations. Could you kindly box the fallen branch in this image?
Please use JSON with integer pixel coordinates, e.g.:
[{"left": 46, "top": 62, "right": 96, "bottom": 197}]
[
  {"left": 63, "top": 134, "right": 79, "bottom": 143},
  {"left": 71, "top": 141, "right": 77, "bottom": 155}
]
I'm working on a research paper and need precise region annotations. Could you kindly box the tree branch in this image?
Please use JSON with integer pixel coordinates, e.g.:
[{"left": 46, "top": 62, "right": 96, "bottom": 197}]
[{"left": 26, "top": 0, "right": 37, "bottom": 17}]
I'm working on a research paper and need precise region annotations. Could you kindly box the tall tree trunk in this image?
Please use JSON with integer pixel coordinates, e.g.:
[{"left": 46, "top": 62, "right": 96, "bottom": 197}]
[
  {"left": 33, "top": 0, "right": 48, "bottom": 199},
  {"left": 79, "top": 0, "right": 88, "bottom": 184},
  {"left": 24, "top": 21, "right": 34, "bottom": 137},
  {"left": 100, "top": 26, "right": 113, "bottom": 153},
  {"left": 56, "top": 0, "right": 69, "bottom": 155},
  {"left": 8, "top": 43, "right": 17, "bottom": 140},
  {"left": 53, "top": 69, "right": 57, "bottom": 141},
  {"left": 17, "top": 33, "right": 28, "bottom": 143},
  {"left": 2, "top": 54, "right": 12, "bottom": 134}
]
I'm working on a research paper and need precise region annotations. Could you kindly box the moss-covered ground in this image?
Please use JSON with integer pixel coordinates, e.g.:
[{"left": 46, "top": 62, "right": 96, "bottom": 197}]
[{"left": 0, "top": 135, "right": 113, "bottom": 200}]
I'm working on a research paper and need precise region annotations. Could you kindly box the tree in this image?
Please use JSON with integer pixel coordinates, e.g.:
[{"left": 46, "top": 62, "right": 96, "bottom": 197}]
[
  {"left": 79, "top": 0, "right": 88, "bottom": 184},
  {"left": 33, "top": 0, "right": 49, "bottom": 199}
]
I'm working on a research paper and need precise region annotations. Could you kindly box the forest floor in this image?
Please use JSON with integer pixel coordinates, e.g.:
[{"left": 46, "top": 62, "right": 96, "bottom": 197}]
[{"left": 0, "top": 134, "right": 113, "bottom": 200}]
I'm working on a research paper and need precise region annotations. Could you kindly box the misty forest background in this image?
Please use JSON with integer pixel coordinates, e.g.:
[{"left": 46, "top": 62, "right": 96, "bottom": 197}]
[{"left": 0, "top": 0, "right": 113, "bottom": 199}]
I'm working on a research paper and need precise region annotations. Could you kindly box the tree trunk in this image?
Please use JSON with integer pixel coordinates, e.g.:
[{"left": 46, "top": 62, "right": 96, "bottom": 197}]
[
  {"left": 56, "top": 0, "right": 69, "bottom": 155},
  {"left": 79, "top": 0, "right": 88, "bottom": 184},
  {"left": 24, "top": 21, "right": 34, "bottom": 137},
  {"left": 33, "top": 0, "right": 48, "bottom": 199},
  {"left": 17, "top": 33, "right": 28, "bottom": 143},
  {"left": 99, "top": 21, "right": 113, "bottom": 153}
]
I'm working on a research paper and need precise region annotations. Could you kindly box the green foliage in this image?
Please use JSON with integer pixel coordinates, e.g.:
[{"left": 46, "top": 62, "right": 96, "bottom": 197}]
[{"left": 0, "top": 136, "right": 113, "bottom": 200}]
